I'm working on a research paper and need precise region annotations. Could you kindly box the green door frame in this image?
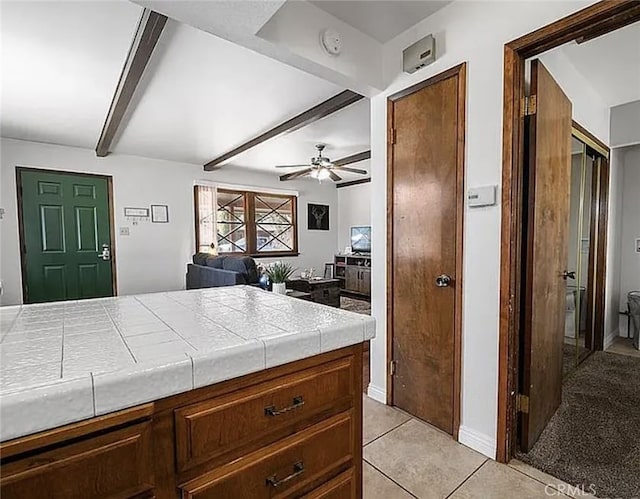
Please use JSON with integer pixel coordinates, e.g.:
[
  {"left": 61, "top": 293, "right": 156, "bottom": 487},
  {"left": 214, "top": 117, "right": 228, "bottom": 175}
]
[{"left": 16, "top": 167, "right": 118, "bottom": 303}]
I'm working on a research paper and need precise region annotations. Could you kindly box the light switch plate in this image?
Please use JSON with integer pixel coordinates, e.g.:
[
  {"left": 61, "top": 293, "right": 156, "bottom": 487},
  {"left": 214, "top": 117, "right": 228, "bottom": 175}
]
[
  {"left": 119, "top": 227, "right": 130, "bottom": 236},
  {"left": 468, "top": 185, "right": 497, "bottom": 208}
]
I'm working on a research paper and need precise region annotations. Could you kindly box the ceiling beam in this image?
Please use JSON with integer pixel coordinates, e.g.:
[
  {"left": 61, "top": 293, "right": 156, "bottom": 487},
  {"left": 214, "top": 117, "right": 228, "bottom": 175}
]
[
  {"left": 204, "top": 90, "right": 364, "bottom": 171},
  {"left": 336, "top": 178, "right": 371, "bottom": 189},
  {"left": 95, "top": 9, "right": 167, "bottom": 157},
  {"left": 334, "top": 150, "right": 371, "bottom": 166}
]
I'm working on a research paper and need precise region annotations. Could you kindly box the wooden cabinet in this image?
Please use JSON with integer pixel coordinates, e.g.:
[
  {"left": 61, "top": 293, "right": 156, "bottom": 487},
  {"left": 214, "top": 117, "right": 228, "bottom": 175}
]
[
  {"left": 180, "top": 412, "right": 353, "bottom": 499},
  {"left": 0, "top": 345, "right": 363, "bottom": 499},
  {"left": 338, "top": 255, "right": 371, "bottom": 298}
]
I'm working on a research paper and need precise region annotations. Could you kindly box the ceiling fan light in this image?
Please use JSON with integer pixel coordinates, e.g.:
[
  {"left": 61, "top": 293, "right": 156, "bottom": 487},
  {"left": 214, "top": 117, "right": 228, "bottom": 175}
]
[
  {"left": 310, "top": 169, "right": 319, "bottom": 179},
  {"left": 317, "top": 168, "right": 331, "bottom": 180}
]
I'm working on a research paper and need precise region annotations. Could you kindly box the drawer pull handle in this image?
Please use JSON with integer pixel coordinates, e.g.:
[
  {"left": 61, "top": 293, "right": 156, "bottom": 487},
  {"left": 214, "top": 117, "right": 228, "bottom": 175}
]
[
  {"left": 266, "top": 461, "right": 305, "bottom": 488},
  {"left": 264, "top": 396, "right": 305, "bottom": 416}
]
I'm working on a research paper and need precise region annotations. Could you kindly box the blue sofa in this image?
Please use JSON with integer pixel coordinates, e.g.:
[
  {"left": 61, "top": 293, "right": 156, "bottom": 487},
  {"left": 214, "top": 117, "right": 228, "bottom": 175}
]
[{"left": 186, "top": 254, "right": 259, "bottom": 289}]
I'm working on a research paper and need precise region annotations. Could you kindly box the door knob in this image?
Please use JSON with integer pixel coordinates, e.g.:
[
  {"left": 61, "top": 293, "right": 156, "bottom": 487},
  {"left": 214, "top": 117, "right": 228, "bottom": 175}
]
[
  {"left": 562, "top": 270, "right": 576, "bottom": 280},
  {"left": 98, "top": 244, "right": 111, "bottom": 261},
  {"left": 435, "top": 274, "right": 452, "bottom": 287}
]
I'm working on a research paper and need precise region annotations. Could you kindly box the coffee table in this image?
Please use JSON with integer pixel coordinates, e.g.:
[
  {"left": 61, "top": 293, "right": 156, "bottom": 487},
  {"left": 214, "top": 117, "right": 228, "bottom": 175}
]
[{"left": 286, "top": 278, "right": 341, "bottom": 308}]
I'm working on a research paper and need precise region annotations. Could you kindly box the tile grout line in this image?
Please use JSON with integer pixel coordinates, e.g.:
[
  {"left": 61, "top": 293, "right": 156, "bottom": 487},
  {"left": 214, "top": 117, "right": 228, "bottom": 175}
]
[
  {"left": 443, "top": 459, "right": 489, "bottom": 499},
  {"left": 507, "top": 463, "right": 574, "bottom": 497},
  {"left": 363, "top": 459, "right": 420, "bottom": 499},
  {"left": 363, "top": 417, "right": 412, "bottom": 448}
]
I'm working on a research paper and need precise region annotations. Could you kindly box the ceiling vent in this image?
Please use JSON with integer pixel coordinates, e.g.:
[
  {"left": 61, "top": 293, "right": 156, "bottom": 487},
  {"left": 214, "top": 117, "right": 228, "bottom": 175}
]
[{"left": 403, "top": 34, "right": 436, "bottom": 74}]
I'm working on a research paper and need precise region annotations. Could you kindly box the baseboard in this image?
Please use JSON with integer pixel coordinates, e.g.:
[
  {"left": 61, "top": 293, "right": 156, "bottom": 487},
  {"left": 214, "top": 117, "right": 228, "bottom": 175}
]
[
  {"left": 458, "top": 425, "right": 496, "bottom": 459},
  {"left": 366, "top": 383, "right": 386, "bottom": 404},
  {"left": 604, "top": 328, "right": 620, "bottom": 350}
]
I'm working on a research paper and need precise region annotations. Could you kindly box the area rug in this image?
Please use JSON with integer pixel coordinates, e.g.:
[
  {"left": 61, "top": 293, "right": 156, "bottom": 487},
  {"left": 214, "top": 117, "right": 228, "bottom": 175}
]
[
  {"left": 518, "top": 352, "right": 640, "bottom": 499},
  {"left": 340, "top": 296, "right": 371, "bottom": 315}
]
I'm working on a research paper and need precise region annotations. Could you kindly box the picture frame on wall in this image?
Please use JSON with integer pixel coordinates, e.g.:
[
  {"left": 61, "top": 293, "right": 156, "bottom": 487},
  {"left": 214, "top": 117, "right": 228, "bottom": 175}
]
[
  {"left": 151, "top": 204, "right": 169, "bottom": 223},
  {"left": 308, "top": 203, "right": 329, "bottom": 230}
]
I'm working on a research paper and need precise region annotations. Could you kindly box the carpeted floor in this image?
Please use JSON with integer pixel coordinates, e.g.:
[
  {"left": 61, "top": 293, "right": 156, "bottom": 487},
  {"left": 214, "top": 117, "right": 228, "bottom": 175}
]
[
  {"left": 518, "top": 351, "right": 640, "bottom": 499},
  {"left": 563, "top": 342, "right": 590, "bottom": 378},
  {"left": 340, "top": 296, "right": 371, "bottom": 315}
]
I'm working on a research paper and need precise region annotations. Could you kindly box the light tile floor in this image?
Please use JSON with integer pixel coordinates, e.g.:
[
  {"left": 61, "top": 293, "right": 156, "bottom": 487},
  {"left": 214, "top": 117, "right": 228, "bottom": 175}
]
[
  {"left": 362, "top": 396, "right": 596, "bottom": 499},
  {"left": 605, "top": 336, "right": 640, "bottom": 358}
]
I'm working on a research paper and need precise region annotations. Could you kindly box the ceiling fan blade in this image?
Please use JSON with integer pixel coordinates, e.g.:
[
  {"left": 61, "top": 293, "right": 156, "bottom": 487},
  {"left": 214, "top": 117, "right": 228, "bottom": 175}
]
[
  {"left": 334, "top": 150, "right": 371, "bottom": 166},
  {"left": 328, "top": 170, "right": 342, "bottom": 182},
  {"left": 279, "top": 168, "right": 313, "bottom": 181},
  {"left": 333, "top": 166, "right": 368, "bottom": 175},
  {"left": 275, "top": 164, "right": 310, "bottom": 168}
]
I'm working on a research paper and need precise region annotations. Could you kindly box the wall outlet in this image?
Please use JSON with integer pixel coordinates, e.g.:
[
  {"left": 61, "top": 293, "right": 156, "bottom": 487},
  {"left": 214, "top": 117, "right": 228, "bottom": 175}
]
[{"left": 119, "top": 227, "right": 130, "bottom": 236}]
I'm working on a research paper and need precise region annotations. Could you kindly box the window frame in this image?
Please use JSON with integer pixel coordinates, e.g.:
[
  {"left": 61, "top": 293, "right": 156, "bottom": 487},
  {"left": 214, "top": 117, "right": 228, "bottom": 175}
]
[{"left": 194, "top": 186, "right": 299, "bottom": 258}]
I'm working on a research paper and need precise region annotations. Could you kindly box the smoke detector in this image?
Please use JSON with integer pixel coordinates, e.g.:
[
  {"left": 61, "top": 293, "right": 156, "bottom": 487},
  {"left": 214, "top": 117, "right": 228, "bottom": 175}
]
[{"left": 320, "top": 28, "right": 342, "bottom": 56}]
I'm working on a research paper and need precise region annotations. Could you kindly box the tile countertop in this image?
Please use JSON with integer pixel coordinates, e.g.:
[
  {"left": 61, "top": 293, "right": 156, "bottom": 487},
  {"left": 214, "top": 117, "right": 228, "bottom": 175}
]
[{"left": 0, "top": 286, "right": 375, "bottom": 442}]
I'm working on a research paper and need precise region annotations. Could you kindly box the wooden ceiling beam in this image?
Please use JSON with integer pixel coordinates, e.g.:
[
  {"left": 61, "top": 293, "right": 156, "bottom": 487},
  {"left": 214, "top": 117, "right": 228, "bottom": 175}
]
[
  {"left": 334, "top": 150, "right": 371, "bottom": 166},
  {"left": 204, "top": 90, "right": 364, "bottom": 171},
  {"left": 95, "top": 9, "right": 167, "bottom": 157}
]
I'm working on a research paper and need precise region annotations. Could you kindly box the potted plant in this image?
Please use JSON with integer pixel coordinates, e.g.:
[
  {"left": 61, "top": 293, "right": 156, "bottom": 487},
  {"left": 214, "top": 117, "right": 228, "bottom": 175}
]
[{"left": 265, "top": 261, "right": 296, "bottom": 295}]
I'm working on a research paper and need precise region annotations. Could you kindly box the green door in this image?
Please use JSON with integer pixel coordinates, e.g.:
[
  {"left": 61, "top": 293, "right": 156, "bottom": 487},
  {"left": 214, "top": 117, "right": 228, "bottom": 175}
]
[{"left": 19, "top": 169, "right": 114, "bottom": 303}]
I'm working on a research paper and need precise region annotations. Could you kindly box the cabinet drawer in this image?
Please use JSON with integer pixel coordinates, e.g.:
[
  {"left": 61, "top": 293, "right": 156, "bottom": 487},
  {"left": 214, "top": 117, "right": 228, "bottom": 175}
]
[
  {"left": 175, "top": 356, "right": 355, "bottom": 472},
  {"left": 302, "top": 469, "right": 355, "bottom": 499},
  {"left": 1, "top": 422, "right": 154, "bottom": 499},
  {"left": 180, "top": 411, "right": 353, "bottom": 499}
]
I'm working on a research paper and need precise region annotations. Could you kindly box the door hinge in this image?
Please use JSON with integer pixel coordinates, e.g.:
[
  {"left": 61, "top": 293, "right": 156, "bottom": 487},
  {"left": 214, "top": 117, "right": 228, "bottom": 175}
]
[
  {"left": 388, "top": 128, "right": 396, "bottom": 145},
  {"left": 521, "top": 95, "right": 537, "bottom": 117},
  {"left": 517, "top": 394, "right": 530, "bottom": 414},
  {"left": 389, "top": 360, "right": 397, "bottom": 376}
]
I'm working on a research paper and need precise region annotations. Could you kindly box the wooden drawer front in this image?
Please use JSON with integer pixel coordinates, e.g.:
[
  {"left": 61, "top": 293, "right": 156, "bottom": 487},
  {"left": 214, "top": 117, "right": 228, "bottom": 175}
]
[
  {"left": 302, "top": 469, "right": 355, "bottom": 499},
  {"left": 180, "top": 412, "right": 353, "bottom": 499},
  {"left": 175, "top": 356, "right": 355, "bottom": 472},
  {"left": 1, "top": 422, "right": 154, "bottom": 499}
]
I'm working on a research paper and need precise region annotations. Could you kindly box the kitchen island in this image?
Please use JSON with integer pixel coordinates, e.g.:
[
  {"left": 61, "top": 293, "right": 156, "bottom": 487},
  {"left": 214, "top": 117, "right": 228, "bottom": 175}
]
[{"left": 0, "top": 286, "right": 374, "bottom": 498}]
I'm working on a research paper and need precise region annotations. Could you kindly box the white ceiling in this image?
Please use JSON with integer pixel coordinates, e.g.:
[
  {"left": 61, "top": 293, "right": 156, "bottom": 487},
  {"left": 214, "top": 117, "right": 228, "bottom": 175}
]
[
  {"left": 1, "top": 1, "right": 370, "bottom": 183},
  {"left": 0, "top": 1, "right": 140, "bottom": 149},
  {"left": 555, "top": 21, "right": 640, "bottom": 108},
  {"left": 309, "top": 0, "right": 450, "bottom": 43}
]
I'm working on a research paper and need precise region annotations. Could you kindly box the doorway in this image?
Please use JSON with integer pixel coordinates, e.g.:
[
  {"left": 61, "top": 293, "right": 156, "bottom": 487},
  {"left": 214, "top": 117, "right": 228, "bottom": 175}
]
[
  {"left": 17, "top": 168, "right": 117, "bottom": 303},
  {"left": 497, "top": 0, "right": 640, "bottom": 464},
  {"left": 387, "top": 63, "right": 465, "bottom": 436}
]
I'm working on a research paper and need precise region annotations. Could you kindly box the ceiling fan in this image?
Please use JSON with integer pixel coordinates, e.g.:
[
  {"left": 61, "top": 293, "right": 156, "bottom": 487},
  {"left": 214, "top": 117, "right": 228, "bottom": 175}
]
[{"left": 276, "top": 144, "right": 369, "bottom": 182}]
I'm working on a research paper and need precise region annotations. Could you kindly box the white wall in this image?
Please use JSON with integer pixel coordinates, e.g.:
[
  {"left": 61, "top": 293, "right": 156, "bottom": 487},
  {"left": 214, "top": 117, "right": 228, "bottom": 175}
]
[
  {"left": 619, "top": 145, "right": 640, "bottom": 335},
  {"left": 0, "top": 138, "right": 337, "bottom": 305},
  {"left": 337, "top": 182, "right": 371, "bottom": 252},
  {"left": 610, "top": 100, "right": 640, "bottom": 148},
  {"left": 368, "top": 0, "right": 595, "bottom": 459},
  {"left": 605, "top": 148, "right": 625, "bottom": 345},
  {"left": 539, "top": 48, "right": 610, "bottom": 144}
]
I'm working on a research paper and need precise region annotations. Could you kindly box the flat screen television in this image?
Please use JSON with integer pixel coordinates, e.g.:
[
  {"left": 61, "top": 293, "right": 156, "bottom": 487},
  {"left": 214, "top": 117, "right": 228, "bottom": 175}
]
[{"left": 350, "top": 226, "right": 371, "bottom": 253}]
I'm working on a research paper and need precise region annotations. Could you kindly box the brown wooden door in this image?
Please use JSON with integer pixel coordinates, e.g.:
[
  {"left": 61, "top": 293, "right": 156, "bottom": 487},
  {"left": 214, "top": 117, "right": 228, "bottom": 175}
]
[
  {"left": 519, "top": 60, "right": 572, "bottom": 451},
  {"left": 389, "top": 65, "right": 465, "bottom": 435}
]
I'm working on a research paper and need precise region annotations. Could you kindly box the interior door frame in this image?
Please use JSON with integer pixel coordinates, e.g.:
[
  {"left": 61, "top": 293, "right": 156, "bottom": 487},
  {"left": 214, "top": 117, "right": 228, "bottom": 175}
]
[
  {"left": 16, "top": 167, "right": 118, "bottom": 303},
  {"left": 386, "top": 62, "right": 466, "bottom": 438},
  {"left": 497, "top": 0, "right": 640, "bottom": 462},
  {"left": 572, "top": 121, "right": 611, "bottom": 353}
]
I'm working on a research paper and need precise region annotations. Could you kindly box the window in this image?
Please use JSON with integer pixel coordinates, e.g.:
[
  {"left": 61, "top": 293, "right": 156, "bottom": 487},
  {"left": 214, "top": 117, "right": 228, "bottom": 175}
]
[{"left": 195, "top": 186, "right": 298, "bottom": 257}]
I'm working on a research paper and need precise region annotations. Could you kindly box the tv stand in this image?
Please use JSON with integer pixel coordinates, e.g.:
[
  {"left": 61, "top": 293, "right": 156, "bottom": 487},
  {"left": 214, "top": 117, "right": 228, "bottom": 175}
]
[{"left": 334, "top": 254, "right": 371, "bottom": 298}]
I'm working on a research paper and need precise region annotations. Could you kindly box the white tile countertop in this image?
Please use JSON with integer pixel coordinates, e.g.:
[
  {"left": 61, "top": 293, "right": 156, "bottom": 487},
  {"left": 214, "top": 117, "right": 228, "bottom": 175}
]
[{"left": 0, "top": 286, "right": 375, "bottom": 442}]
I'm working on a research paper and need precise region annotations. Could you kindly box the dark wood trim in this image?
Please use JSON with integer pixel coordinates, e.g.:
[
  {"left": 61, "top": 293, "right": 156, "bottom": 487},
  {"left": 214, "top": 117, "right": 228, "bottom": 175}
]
[
  {"left": 386, "top": 97, "right": 395, "bottom": 406},
  {"left": 593, "top": 156, "right": 610, "bottom": 351},
  {"left": 335, "top": 178, "right": 371, "bottom": 189},
  {"left": 204, "top": 91, "right": 364, "bottom": 170},
  {"left": 497, "top": 0, "right": 634, "bottom": 463},
  {"left": 95, "top": 9, "right": 167, "bottom": 157},
  {"left": 334, "top": 151, "right": 371, "bottom": 167},
  {"left": 388, "top": 63, "right": 466, "bottom": 102},
  {"left": 386, "top": 63, "right": 466, "bottom": 438},
  {"left": 573, "top": 120, "right": 609, "bottom": 157},
  {"left": 15, "top": 167, "right": 118, "bottom": 304}
]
